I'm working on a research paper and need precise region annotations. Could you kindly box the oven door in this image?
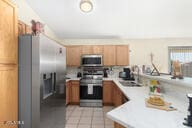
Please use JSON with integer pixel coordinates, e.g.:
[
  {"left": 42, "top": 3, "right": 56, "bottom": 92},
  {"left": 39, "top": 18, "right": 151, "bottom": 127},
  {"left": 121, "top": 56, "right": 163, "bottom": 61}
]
[{"left": 80, "top": 84, "right": 102, "bottom": 100}]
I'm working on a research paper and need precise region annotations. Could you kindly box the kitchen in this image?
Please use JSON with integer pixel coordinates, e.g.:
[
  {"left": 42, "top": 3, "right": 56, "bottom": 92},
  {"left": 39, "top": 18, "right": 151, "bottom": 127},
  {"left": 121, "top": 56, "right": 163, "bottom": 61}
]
[{"left": 1, "top": 0, "right": 192, "bottom": 128}]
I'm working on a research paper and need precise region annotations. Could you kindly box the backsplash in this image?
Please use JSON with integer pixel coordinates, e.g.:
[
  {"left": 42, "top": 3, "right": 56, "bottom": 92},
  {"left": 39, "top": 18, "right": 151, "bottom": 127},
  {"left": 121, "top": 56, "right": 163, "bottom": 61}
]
[{"left": 66, "top": 66, "right": 129, "bottom": 78}]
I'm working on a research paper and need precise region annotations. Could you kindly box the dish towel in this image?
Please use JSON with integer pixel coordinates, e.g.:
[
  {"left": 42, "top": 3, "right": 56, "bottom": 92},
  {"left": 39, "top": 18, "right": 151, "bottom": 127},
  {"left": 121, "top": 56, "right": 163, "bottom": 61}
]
[{"left": 88, "top": 84, "right": 93, "bottom": 95}]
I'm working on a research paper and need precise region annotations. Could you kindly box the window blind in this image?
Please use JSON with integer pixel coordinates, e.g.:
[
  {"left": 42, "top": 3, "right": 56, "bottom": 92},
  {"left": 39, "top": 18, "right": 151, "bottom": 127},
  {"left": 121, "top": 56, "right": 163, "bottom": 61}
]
[{"left": 169, "top": 46, "right": 192, "bottom": 78}]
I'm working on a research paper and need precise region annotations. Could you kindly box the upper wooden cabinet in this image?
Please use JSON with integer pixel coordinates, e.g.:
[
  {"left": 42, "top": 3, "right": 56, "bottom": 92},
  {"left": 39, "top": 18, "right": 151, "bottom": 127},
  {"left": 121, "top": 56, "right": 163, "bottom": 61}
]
[
  {"left": 82, "top": 45, "right": 93, "bottom": 55},
  {"left": 103, "top": 45, "right": 116, "bottom": 66},
  {"left": 66, "top": 46, "right": 82, "bottom": 66},
  {"left": 92, "top": 45, "right": 103, "bottom": 54},
  {"left": 82, "top": 45, "right": 103, "bottom": 55},
  {"left": 66, "top": 45, "right": 129, "bottom": 66},
  {"left": 116, "top": 45, "right": 129, "bottom": 66},
  {"left": 0, "top": 0, "right": 18, "bottom": 64}
]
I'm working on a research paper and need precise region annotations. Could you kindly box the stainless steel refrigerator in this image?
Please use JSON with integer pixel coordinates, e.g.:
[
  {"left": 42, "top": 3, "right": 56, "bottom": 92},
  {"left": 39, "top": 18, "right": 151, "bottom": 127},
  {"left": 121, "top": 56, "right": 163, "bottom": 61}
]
[{"left": 19, "top": 34, "right": 66, "bottom": 128}]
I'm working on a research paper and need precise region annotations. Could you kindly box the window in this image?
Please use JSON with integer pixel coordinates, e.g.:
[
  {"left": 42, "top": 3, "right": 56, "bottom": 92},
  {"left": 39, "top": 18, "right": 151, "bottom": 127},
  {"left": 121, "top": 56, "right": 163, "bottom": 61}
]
[{"left": 169, "top": 46, "right": 192, "bottom": 78}]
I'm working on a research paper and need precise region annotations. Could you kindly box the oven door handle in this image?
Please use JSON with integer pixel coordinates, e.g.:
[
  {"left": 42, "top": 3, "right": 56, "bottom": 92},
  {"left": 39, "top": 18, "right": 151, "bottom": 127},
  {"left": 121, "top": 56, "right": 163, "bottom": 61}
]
[{"left": 80, "top": 84, "right": 102, "bottom": 87}]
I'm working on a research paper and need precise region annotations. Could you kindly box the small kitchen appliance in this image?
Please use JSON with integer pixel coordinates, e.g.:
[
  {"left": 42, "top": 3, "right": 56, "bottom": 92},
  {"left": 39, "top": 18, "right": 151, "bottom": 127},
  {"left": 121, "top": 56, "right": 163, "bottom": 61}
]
[
  {"left": 119, "top": 68, "right": 134, "bottom": 80},
  {"left": 77, "top": 72, "right": 82, "bottom": 77},
  {"left": 103, "top": 68, "right": 109, "bottom": 78},
  {"left": 183, "top": 94, "right": 192, "bottom": 127},
  {"left": 81, "top": 54, "right": 102, "bottom": 66}
]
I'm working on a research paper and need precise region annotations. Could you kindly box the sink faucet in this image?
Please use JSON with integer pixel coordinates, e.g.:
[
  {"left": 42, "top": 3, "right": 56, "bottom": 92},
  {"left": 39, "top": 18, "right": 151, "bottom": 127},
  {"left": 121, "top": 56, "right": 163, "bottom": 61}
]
[{"left": 135, "top": 65, "right": 140, "bottom": 83}]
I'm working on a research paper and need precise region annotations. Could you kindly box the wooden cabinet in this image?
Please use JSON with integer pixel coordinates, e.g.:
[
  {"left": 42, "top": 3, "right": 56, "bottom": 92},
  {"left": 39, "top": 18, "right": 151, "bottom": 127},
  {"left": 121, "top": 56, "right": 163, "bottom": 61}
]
[
  {"left": 66, "top": 46, "right": 82, "bottom": 66},
  {"left": 66, "top": 45, "right": 129, "bottom": 66},
  {"left": 92, "top": 45, "right": 103, "bottom": 54},
  {"left": 71, "top": 81, "right": 80, "bottom": 104},
  {"left": 82, "top": 45, "right": 93, "bottom": 55},
  {"left": 114, "top": 122, "right": 126, "bottom": 128},
  {"left": 0, "top": 0, "right": 18, "bottom": 125},
  {"left": 112, "top": 83, "right": 123, "bottom": 107},
  {"left": 66, "top": 81, "right": 71, "bottom": 105},
  {"left": 0, "top": 0, "right": 18, "bottom": 64},
  {"left": 116, "top": 45, "right": 129, "bottom": 66},
  {"left": 82, "top": 45, "right": 103, "bottom": 55},
  {"left": 103, "top": 45, "right": 116, "bottom": 66},
  {"left": 0, "top": 65, "right": 18, "bottom": 124},
  {"left": 103, "top": 81, "right": 113, "bottom": 105},
  {"left": 66, "top": 80, "right": 80, "bottom": 105}
]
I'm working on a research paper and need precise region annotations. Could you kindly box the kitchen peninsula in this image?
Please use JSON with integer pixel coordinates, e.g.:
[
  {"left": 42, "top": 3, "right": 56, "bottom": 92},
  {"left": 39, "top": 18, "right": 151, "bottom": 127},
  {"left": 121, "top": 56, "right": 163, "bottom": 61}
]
[{"left": 106, "top": 75, "right": 192, "bottom": 128}]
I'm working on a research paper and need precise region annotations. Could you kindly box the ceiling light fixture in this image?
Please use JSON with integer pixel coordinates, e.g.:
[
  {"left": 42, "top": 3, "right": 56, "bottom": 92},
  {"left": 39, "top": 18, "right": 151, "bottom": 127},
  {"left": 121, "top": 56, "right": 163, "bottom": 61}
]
[{"left": 80, "top": 0, "right": 93, "bottom": 13}]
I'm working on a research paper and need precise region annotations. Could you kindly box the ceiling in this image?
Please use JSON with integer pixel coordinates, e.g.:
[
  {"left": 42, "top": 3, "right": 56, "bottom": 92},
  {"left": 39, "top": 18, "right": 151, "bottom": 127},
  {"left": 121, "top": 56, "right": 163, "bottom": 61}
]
[{"left": 26, "top": 0, "right": 192, "bottom": 39}]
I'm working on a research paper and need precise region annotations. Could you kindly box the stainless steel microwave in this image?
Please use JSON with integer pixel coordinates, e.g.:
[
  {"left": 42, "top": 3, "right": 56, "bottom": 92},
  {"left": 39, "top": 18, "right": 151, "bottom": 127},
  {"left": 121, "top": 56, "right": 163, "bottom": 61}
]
[{"left": 81, "top": 55, "right": 103, "bottom": 66}]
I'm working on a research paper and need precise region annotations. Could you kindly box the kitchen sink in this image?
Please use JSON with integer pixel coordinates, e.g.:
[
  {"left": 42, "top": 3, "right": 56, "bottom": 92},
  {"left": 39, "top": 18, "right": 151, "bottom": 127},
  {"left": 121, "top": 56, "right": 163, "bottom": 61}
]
[{"left": 119, "top": 81, "right": 142, "bottom": 87}]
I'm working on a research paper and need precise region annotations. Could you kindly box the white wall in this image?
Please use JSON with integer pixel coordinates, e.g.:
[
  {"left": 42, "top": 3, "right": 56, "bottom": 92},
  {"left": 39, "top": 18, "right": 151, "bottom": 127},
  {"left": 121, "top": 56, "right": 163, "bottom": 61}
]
[
  {"left": 63, "top": 38, "right": 192, "bottom": 73},
  {"left": 11, "top": 0, "right": 61, "bottom": 42}
]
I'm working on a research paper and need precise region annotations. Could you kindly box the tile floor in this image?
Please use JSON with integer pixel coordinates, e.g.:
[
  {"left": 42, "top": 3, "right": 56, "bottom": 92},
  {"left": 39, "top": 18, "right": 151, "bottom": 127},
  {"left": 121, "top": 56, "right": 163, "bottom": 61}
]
[{"left": 65, "top": 105, "right": 114, "bottom": 128}]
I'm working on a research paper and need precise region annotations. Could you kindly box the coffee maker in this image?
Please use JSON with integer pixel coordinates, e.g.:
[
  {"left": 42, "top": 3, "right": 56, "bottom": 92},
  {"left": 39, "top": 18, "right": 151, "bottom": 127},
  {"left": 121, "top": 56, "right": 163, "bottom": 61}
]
[
  {"left": 183, "top": 94, "right": 192, "bottom": 126},
  {"left": 119, "top": 68, "right": 134, "bottom": 80}
]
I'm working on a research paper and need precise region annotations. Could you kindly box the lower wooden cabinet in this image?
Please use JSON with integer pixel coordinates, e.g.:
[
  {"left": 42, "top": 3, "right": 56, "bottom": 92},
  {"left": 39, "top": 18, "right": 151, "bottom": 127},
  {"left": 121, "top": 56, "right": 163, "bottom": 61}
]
[
  {"left": 66, "top": 81, "right": 71, "bottom": 105},
  {"left": 71, "top": 81, "right": 80, "bottom": 104},
  {"left": 103, "top": 81, "right": 113, "bottom": 105},
  {"left": 66, "top": 80, "right": 80, "bottom": 105},
  {"left": 113, "top": 84, "right": 123, "bottom": 107},
  {"left": 114, "top": 122, "right": 126, "bottom": 128},
  {"left": 0, "top": 65, "right": 18, "bottom": 126}
]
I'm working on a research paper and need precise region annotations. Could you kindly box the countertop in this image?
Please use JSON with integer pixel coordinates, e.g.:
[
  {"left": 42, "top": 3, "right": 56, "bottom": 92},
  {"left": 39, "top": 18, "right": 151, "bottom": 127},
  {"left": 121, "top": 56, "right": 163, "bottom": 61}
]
[
  {"left": 66, "top": 77, "right": 81, "bottom": 82},
  {"left": 106, "top": 78, "right": 190, "bottom": 128},
  {"left": 136, "top": 73, "right": 192, "bottom": 88},
  {"left": 66, "top": 76, "right": 191, "bottom": 127}
]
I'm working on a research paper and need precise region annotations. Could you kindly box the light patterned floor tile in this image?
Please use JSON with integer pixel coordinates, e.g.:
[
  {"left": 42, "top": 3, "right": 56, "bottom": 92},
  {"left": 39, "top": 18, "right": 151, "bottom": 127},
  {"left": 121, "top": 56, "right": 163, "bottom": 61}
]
[
  {"left": 77, "top": 124, "right": 91, "bottom": 128},
  {"left": 65, "top": 124, "right": 77, "bottom": 128},
  {"left": 92, "top": 124, "right": 104, "bottom": 128},
  {"left": 79, "top": 117, "right": 92, "bottom": 124},
  {"left": 66, "top": 105, "right": 114, "bottom": 128},
  {"left": 105, "top": 124, "right": 114, "bottom": 128},
  {"left": 92, "top": 117, "right": 104, "bottom": 125},
  {"left": 67, "top": 117, "right": 80, "bottom": 124}
]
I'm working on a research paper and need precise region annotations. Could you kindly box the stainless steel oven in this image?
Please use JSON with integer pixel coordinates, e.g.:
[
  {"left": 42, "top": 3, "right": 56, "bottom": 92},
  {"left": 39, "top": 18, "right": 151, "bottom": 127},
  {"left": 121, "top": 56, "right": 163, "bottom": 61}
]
[
  {"left": 80, "top": 66, "right": 103, "bottom": 107},
  {"left": 81, "top": 55, "right": 103, "bottom": 67}
]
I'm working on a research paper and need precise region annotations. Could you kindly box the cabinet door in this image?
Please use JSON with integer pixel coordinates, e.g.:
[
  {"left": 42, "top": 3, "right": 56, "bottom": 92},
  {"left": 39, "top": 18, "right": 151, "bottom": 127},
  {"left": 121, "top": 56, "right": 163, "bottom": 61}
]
[
  {"left": 103, "top": 45, "right": 116, "bottom": 66},
  {"left": 103, "top": 81, "right": 113, "bottom": 105},
  {"left": 0, "top": 65, "right": 18, "bottom": 124},
  {"left": 0, "top": 0, "right": 18, "bottom": 64},
  {"left": 116, "top": 45, "right": 129, "bottom": 66},
  {"left": 113, "top": 83, "right": 123, "bottom": 107},
  {"left": 116, "top": 88, "right": 123, "bottom": 107},
  {"left": 66, "top": 46, "right": 82, "bottom": 66},
  {"left": 71, "top": 81, "right": 80, "bottom": 104},
  {"left": 114, "top": 122, "right": 126, "bottom": 128},
  {"left": 66, "top": 81, "right": 71, "bottom": 105},
  {"left": 92, "top": 45, "right": 103, "bottom": 54},
  {"left": 82, "top": 45, "right": 93, "bottom": 55}
]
